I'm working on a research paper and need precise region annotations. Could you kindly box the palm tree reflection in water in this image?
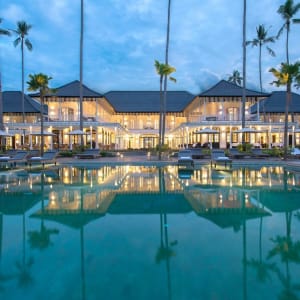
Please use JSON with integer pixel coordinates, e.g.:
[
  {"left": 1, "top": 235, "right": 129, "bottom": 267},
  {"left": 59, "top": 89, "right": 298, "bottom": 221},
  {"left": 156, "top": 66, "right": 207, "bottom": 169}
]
[{"left": 155, "top": 168, "right": 177, "bottom": 300}]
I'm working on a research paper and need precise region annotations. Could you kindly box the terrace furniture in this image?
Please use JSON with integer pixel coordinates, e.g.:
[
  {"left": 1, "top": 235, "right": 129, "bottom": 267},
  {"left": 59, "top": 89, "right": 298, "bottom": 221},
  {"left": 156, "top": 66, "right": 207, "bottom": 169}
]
[
  {"left": 27, "top": 150, "right": 58, "bottom": 168},
  {"left": 0, "top": 150, "right": 29, "bottom": 168},
  {"left": 251, "top": 148, "right": 270, "bottom": 159},
  {"left": 211, "top": 149, "right": 232, "bottom": 168},
  {"left": 190, "top": 148, "right": 205, "bottom": 159},
  {"left": 290, "top": 148, "right": 300, "bottom": 159},
  {"left": 77, "top": 149, "right": 101, "bottom": 159},
  {"left": 177, "top": 150, "right": 194, "bottom": 170},
  {"left": 228, "top": 148, "right": 247, "bottom": 159}
]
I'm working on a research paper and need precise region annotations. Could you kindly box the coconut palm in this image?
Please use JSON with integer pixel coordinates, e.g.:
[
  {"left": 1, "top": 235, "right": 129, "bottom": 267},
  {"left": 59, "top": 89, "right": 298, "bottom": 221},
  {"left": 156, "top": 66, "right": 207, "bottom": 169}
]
[
  {"left": 13, "top": 21, "right": 32, "bottom": 124},
  {"left": 27, "top": 73, "right": 55, "bottom": 156},
  {"left": 154, "top": 60, "right": 176, "bottom": 160},
  {"left": 277, "top": 0, "right": 300, "bottom": 64},
  {"left": 241, "top": 0, "right": 247, "bottom": 138},
  {"left": 79, "top": 0, "right": 84, "bottom": 148},
  {"left": 0, "top": 18, "right": 11, "bottom": 149},
  {"left": 246, "top": 25, "right": 276, "bottom": 92},
  {"left": 227, "top": 70, "right": 243, "bottom": 86},
  {"left": 269, "top": 62, "right": 300, "bottom": 159},
  {"left": 162, "top": 0, "right": 172, "bottom": 151}
]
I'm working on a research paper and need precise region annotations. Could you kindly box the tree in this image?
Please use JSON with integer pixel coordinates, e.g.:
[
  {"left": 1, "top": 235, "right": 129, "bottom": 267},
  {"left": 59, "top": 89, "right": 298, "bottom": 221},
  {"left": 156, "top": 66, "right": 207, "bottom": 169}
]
[
  {"left": 227, "top": 70, "right": 243, "bottom": 86},
  {"left": 277, "top": 0, "right": 300, "bottom": 64},
  {"left": 269, "top": 62, "right": 300, "bottom": 159},
  {"left": 162, "top": 0, "right": 172, "bottom": 153},
  {"left": 242, "top": 0, "right": 247, "bottom": 138},
  {"left": 13, "top": 21, "right": 32, "bottom": 124},
  {"left": 0, "top": 18, "right": 11, "bottom": 149},
  {"left": 246, "top": 25, "right": 276, "bottom": 92},
  {"left": 79, "top": 0, "right": 84, "bottom": 148},
  {"left": 154, "top": 60, "right": 176, "bottom": 159},
  {"left": 27, "top": 73, "right": 55, "bottom": 156}
]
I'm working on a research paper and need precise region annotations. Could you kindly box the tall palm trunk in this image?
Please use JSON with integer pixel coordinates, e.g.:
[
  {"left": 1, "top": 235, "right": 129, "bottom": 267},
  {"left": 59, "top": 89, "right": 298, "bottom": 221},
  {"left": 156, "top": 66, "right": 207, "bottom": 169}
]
[
  {"left": 159, "top": 75, "right": 163, "bottom": 160},
  {"left": 286, "top": 21, "right": 290, "bottom": 65},
  {"left": 21, "top": 40, "right": 25, "bottom": 124},
  {"left": 241, "top": 0, "right": 247, "bottom": 145},
  {"left": 79, "top": 0, "right": 84, "bottom": 148},
  {"left": 284, "top": 84, "right": 291, "bottom": 160},
  {"left": 162, "top": 0, "right": 172, "bottom": 151}
]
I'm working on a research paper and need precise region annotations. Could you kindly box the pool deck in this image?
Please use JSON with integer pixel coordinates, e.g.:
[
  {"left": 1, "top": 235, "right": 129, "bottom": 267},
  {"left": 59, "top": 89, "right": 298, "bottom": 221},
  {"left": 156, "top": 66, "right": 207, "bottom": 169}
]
[{"left": 55, "top": 154, "right": 300, "bottom": 171}]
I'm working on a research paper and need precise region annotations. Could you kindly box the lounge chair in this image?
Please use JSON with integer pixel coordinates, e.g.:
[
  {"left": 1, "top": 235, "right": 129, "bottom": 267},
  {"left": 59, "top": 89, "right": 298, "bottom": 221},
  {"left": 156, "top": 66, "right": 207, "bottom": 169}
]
[
  {"left": 0, "top": 150, "right": 29, "bottom": 168},
  {"left": 27, "top": 150, "right": 58, "bottom": 168},
  {"left": 251, "top": 148, "right": 270, "bottom": 159},
  {"left": 211, "top": 149, "right": 232, "bottom": 168},
  {"left": 77, "top": 149, "right": 101, "bottom": 159},
  {"left": 290, "top": 148, "right": 300, "bottom": 159},
  {"left": 228, "top": 148, "right": 247, "bottom": 159},
  {"left": 190, "top": 148, "right": 205, "bottom": 159},
  {"left": 177, "top": 149, "right": 194, "bottom": 170}
]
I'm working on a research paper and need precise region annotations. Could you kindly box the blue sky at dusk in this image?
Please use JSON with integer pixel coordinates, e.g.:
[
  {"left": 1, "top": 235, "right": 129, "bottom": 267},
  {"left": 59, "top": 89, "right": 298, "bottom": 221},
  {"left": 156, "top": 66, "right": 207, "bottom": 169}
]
[{"left": 1, "top": 0, "right": 300, "bottom": 94}]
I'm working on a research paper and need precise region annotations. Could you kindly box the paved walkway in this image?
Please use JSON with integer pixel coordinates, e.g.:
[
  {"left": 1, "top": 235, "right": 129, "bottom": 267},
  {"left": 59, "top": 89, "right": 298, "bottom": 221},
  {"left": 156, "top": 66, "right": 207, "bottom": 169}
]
[{"left": 55, "top": 154, "right": 300, "bottom": 170}]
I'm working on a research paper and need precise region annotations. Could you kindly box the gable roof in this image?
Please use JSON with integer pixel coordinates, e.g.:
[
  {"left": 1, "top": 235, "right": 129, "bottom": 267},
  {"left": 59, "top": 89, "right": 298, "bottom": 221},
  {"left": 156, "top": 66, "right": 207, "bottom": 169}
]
[
  {"left": 251, "top": 91, "right": 300, "bottom": 113},
  {"left": 2, "top": 91, "right": 47, "bottom": 114},
  {"left": 29, "top": 80, "right": 103, "bottom": 98},
  {"left": 104, "top": 91, "right": 195, "bottom": 113},
  {"left": 200, "top": 80, "right": 269, "bottom": 97}
]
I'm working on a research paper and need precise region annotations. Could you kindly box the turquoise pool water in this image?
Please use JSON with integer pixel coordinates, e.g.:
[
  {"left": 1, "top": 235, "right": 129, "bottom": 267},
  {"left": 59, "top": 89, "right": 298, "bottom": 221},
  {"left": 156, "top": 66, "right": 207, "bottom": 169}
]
[{"left": 0, "top": 165, "right": 300, "bottom": 300}]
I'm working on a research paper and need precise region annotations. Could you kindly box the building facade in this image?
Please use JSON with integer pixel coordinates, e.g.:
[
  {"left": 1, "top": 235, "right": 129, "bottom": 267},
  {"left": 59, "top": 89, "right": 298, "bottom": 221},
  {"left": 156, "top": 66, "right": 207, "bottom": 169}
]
[{"left": 2, "top": 79, "right": 300, "bottom": 151}]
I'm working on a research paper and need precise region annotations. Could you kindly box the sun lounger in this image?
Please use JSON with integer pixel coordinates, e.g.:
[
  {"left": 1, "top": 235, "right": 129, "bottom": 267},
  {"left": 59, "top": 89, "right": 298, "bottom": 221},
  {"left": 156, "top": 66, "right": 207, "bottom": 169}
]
[
  {"left": 211, "top": 149, "right": 232, "bottom": 168},
  {"left": 290, "top": 148, "right": 300, "bottom": 159},
  {"left": 251, "top": 148, "right": 270, "bottom": 158},
  {"left": 228, "top": 148, "right": 247, "bottom": 159},
  {"left": 27, "top": 150, "right": 58, "bottom": 168},
  {"left": 177, "top": 150, "right": 194, "bottom": 170},
  {"left": 190, "top": 148, "right": 205, "bottom": 159},
  {"left": 0, "top": 150, "right": 29, "bottom": 168},
  {"left": 77, "top": 149, "right": 101, "bottom": 159}
]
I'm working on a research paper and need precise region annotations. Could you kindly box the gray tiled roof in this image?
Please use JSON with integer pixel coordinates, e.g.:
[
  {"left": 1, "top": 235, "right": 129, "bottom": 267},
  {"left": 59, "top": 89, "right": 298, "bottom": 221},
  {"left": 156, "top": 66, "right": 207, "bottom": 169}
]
[
  {"left": 200, "top": 80, "right": 269, "bottom": 97},
  {"left": 29, "top": 80, "right": 103, "bottom": 98},
  {"left": 104, "top": 91, "right": 195, "bottom": 113},
  {"left": 251, "top": 91, "right": 300, "bottom": 113},
  {"left": 3, "top": 91, "right": 47, "bottom": 114}
]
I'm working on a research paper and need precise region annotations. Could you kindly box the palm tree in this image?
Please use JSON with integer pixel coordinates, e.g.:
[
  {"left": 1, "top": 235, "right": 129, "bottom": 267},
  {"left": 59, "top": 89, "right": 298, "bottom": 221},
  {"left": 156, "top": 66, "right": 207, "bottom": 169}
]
[
  {"left": 227, "top": 70, "right": 243, "bottom": 86},
  {"left": 277, "top": 0, "right": 300, "bottom": 64},
  {"left": 0, "top": 18, "right": 11, "bottom": 150},
  {"left": 27, "top": 73, "right": 55, "bottom": 156},
  {"left": 241, "top": 0, "right": 247, "bottom": 140},
  {"left": 269, "top": 62, "right": 300, "bottom": 159},
  {"left": 246, "top": 25, "right": 276, "bottom": 93},
  {"left": 13, "top": 21, "right": 32, "bottom": 124},
  {"left": 162, "top": 0, "right": 172, "bottom": 152},
  {"left": 79, "top": 0, "right": 84, "bottom": 148},
  {"left": 154, "top": 60, "right": 176, "bottom": 160}
]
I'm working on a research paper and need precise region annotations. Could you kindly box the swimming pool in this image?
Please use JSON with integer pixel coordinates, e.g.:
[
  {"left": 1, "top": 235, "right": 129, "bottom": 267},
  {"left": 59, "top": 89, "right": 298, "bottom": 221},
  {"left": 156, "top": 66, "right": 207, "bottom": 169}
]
[{"left": 0, "top": 165, "right": 300, "bottom": 300}]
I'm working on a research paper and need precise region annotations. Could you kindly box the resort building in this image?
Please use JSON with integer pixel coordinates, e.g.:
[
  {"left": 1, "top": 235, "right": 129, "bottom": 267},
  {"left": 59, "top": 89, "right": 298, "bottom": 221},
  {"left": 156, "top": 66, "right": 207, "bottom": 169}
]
[{"left": 2, "top": 79, "right": 300, "bottom": 150}]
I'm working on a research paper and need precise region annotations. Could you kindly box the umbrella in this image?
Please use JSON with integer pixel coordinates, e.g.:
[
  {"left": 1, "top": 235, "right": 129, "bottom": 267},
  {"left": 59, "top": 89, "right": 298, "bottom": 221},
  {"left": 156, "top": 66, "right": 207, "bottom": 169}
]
[
  {"left": 67, "top": 129, "right": 86, "bottom": 135},
  {"left": 194, "top": 128, "right": 219, "bottom": 134}
]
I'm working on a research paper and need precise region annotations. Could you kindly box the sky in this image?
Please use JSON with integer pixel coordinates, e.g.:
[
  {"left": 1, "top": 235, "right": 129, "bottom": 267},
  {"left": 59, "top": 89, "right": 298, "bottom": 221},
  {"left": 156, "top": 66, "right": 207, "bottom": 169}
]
[{"left": 1, "top": 0, "right": 300, "bottom": 95}]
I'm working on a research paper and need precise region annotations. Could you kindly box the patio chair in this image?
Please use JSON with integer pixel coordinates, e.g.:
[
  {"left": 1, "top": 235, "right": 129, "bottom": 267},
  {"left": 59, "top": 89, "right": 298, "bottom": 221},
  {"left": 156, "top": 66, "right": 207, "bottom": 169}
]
[
  {"left": 0, "top": 150, "right": 29, "bottom": 168},
  {"left": 76, "top": 149, "right": 101, "bottom": 159},
  {"left": 190, "top": 148, "right": 205, "bottom": 159},
  {"left": 211, "top": 149, "right": 232, "bottom": 168},
  {"left": 251, "top": 148, "right": 270, "bottom": 159},
  {"left": 177, "top": 149, "right": 194, "bottom": 170},
  {"left": 228, "top": 148, "right": 247, "bottom": 159},
  {"left": 27, "top": 150, "right": 58, "bottom": 168}
]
